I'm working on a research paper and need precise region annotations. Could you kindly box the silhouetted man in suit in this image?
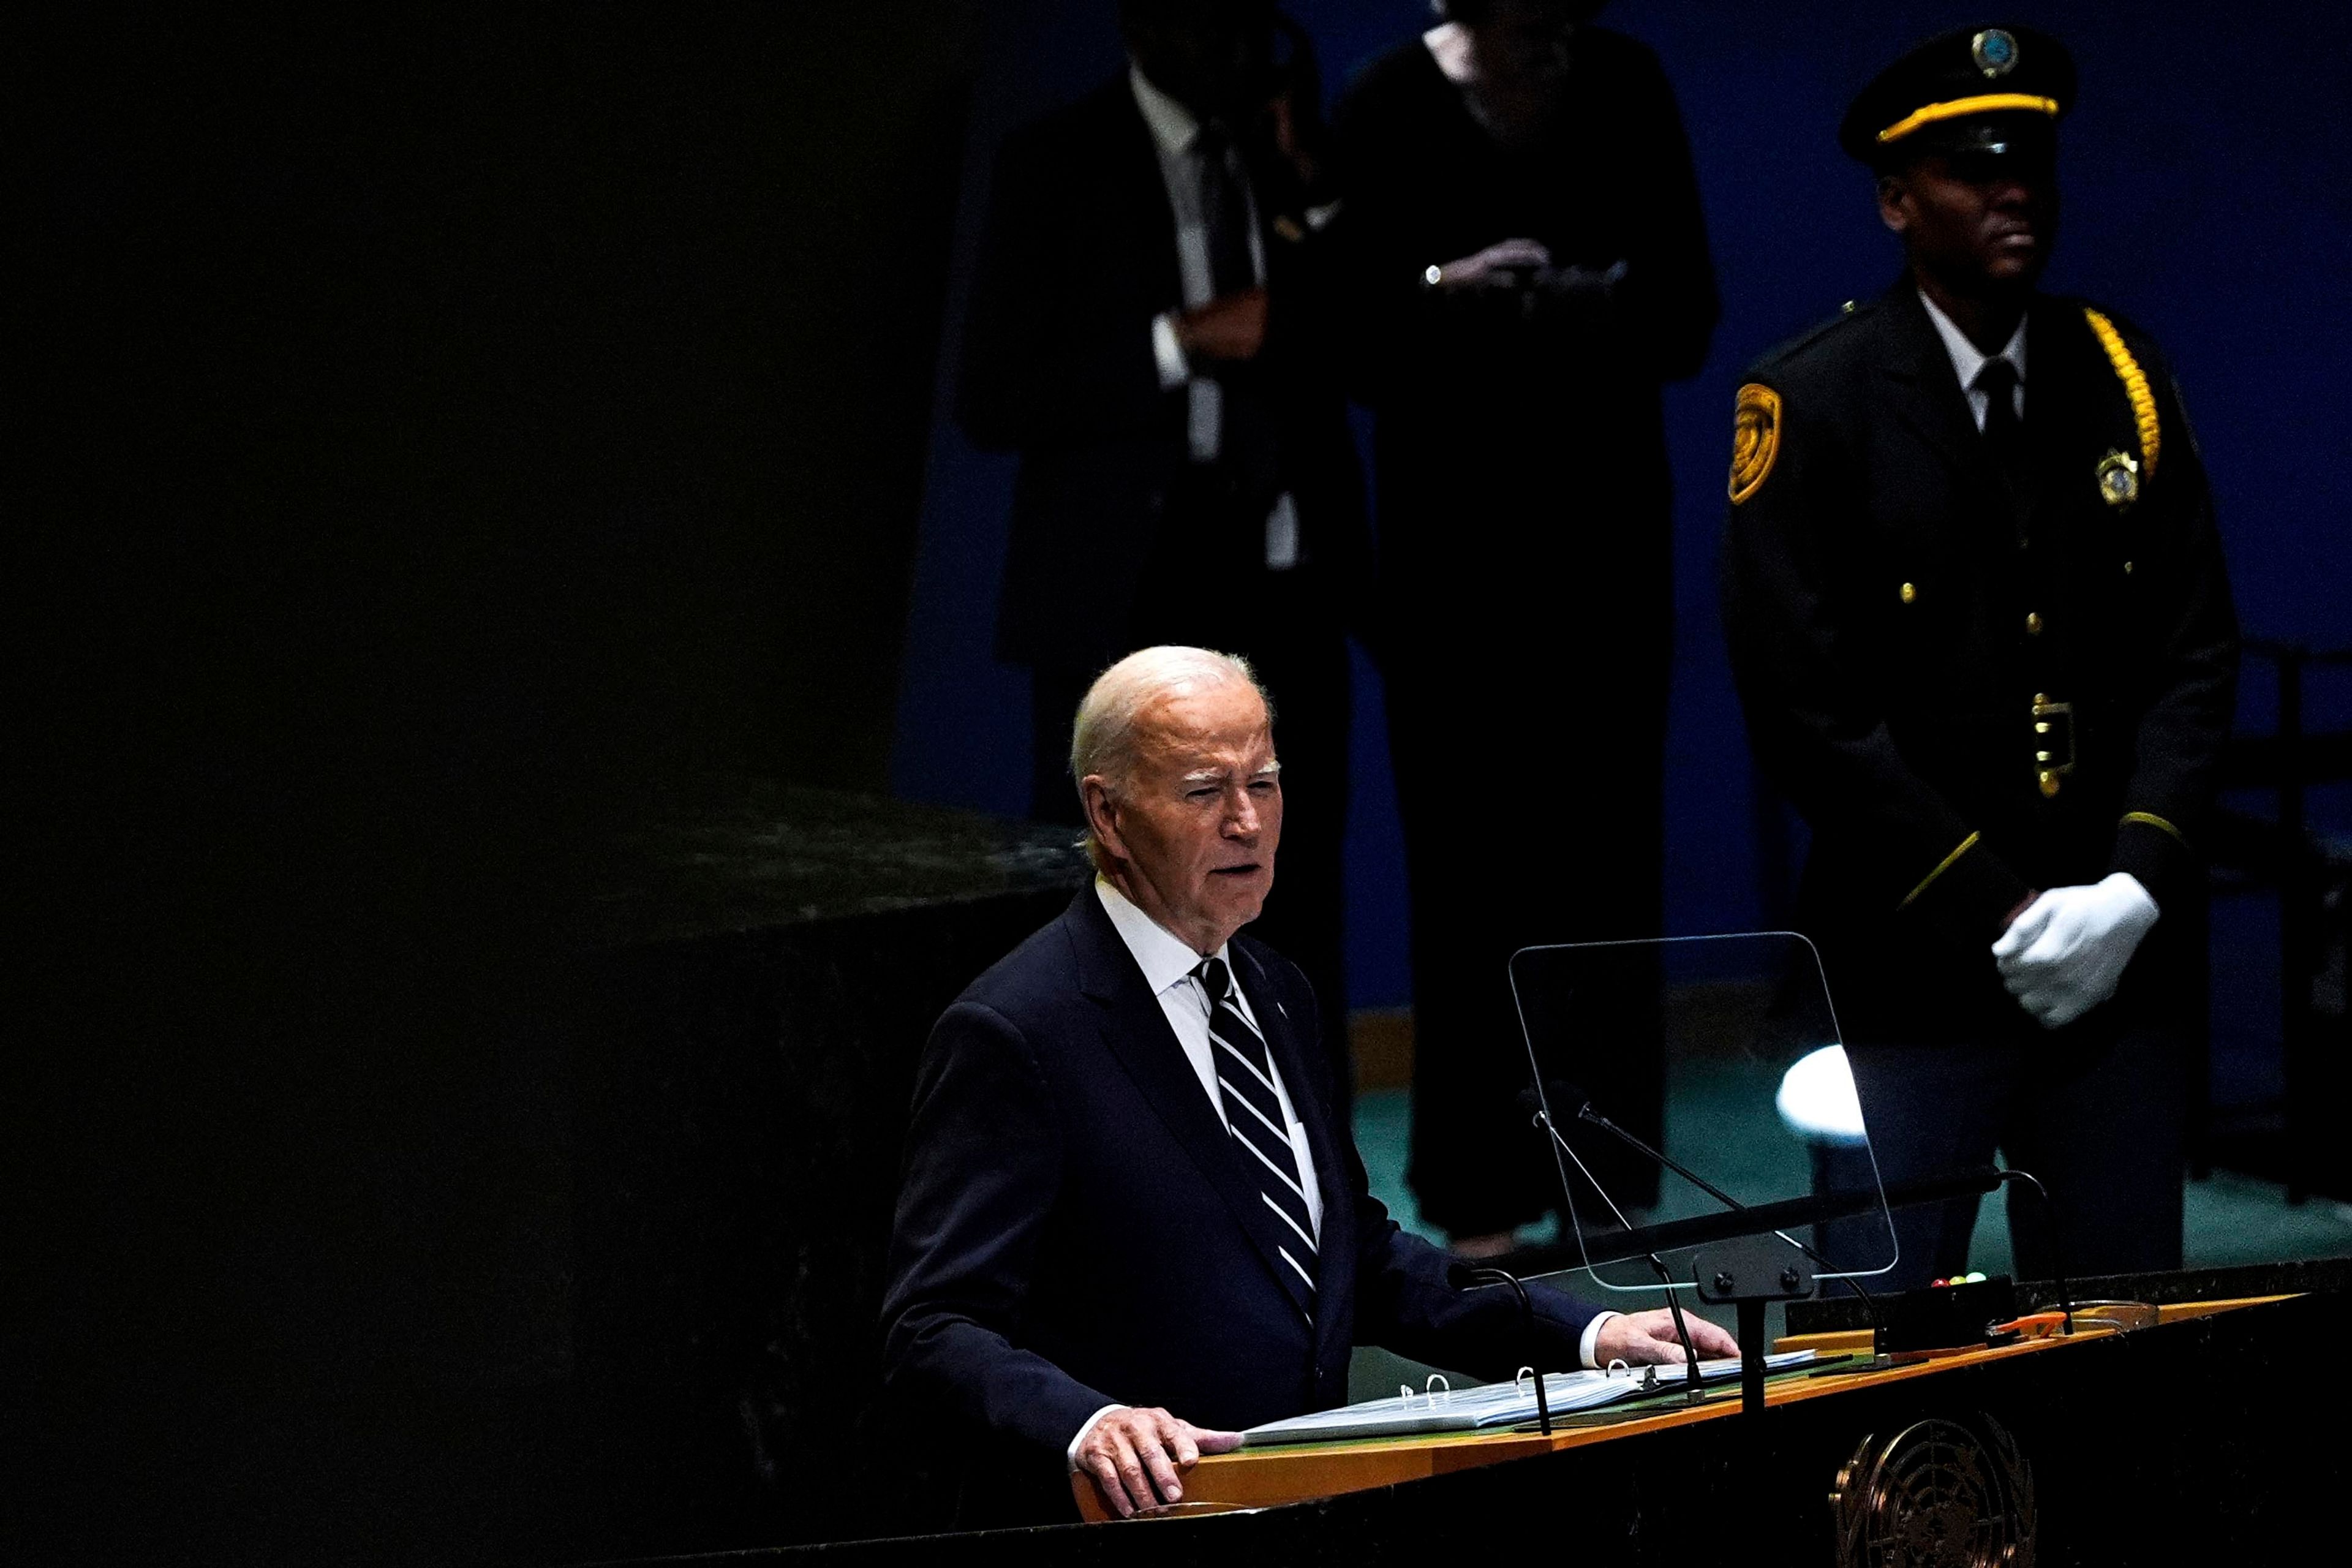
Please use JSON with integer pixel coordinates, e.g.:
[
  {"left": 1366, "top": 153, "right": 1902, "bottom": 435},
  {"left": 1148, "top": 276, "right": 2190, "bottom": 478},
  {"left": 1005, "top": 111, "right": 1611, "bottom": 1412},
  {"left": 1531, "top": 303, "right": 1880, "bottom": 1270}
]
[
  {"left": 881, "top": 646, "right": 1733, "bottom": 1525},
  {"left": 957, "top": 0, "right": 1360, "bottom": 1058}
]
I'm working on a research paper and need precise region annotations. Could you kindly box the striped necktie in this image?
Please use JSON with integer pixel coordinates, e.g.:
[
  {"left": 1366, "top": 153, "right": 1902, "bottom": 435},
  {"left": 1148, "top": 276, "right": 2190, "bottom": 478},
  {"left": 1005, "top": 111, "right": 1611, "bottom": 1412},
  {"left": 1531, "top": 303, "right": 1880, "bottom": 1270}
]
[{"left": 1194, "top": 956, "right": 1317, "bottom": 1317}]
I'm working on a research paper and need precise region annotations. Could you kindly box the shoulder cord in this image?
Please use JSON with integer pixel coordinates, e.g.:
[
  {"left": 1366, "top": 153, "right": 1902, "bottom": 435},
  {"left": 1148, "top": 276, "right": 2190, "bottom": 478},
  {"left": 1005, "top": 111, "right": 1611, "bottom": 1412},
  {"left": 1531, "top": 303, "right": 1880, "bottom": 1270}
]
[{"left": 2083, "top": 307, "right": 2160, "bottom": 478}]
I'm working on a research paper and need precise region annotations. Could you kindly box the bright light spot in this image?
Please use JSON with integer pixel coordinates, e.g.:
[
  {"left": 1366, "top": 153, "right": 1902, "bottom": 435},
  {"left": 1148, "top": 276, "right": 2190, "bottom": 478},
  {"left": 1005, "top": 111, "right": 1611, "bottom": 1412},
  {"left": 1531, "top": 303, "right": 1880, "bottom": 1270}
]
[{"left": 1776, "top": 1045, "right": 1868, "bottom": 1147}]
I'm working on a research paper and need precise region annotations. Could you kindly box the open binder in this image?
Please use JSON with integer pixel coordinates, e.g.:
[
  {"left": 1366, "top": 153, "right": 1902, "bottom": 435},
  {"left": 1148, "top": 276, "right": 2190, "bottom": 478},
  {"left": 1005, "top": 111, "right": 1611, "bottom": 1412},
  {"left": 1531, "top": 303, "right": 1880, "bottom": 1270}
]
[{"left": 1238, "top": 1351, "right": 1819, "bottom": 1446}]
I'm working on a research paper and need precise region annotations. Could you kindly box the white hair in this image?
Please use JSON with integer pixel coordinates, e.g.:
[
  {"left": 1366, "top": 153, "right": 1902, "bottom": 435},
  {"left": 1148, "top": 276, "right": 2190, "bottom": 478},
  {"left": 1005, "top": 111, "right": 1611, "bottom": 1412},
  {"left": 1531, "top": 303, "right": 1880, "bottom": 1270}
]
[{"left": 1069, "top": 646, "right": 1270, "bottom": 869}]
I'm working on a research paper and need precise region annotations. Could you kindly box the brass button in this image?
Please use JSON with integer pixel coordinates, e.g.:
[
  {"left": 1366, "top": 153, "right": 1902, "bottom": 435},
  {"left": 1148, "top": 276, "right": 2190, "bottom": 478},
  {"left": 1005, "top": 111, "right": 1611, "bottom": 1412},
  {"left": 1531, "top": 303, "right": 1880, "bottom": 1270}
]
[
  {"left": 2035, "top": 720, "right": 2052, "bottom": 734},
  {"left": 2034, "top": 692, "right": 2049, "bottom": 706},
  {"left": 1842, "top": 300, "right": 1857, "bottom": 314},
  {"left": 2025, "top": 611, "right": 2044, "bottom": 635},
  {"left": 2123, "top": 560, "right": 2135, "bottom": 575},
  {"left": 2038, "top": 769, "right": 2062, "bottom": 798},
  {"left": 2036, "top": 750, "right": 2054, "bottom": 763},
  {"left": 1899, "top": 581, "right": 1918, "bottom": 605}
]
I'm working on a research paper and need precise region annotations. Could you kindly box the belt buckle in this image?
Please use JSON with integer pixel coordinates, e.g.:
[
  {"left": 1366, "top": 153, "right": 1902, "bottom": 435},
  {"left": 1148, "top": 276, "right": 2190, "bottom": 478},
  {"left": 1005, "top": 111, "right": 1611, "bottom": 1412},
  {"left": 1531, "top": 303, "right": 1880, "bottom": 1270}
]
[{"left": 2031, "top": 696, "right": 2076, "bottom": 797}]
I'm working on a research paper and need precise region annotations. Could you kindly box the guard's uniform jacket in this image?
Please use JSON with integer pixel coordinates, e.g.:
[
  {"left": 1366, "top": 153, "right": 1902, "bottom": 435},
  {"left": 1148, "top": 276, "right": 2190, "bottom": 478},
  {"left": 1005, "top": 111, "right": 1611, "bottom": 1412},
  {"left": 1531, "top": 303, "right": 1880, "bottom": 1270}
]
[{"left": 1721, "top": 282, "right": 2239, "bottom": 1040}]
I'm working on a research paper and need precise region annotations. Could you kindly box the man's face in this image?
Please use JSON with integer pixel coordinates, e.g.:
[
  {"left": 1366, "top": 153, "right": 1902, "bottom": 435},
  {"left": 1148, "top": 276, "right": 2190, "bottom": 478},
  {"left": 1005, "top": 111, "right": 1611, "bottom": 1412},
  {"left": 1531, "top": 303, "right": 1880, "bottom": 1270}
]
[
  {"left": 1473, "top": 0, "right": 1583, "bottom": 82},
  {"left": 1086, "top": 680, "right": 1281, "bottom": 954},
  {"left": 1879, "top": 144, "right": 2059, "bottom": 298},
  {"left": 1123, "top": 0, "right": 1274, "bottom": 126}
]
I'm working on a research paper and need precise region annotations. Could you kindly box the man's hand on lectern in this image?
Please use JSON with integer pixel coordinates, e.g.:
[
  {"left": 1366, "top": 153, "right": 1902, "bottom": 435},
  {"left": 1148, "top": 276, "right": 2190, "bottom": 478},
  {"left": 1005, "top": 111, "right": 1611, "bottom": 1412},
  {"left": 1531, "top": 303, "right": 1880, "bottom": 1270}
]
[
  {"left": 1595, "top": 1308, "right": 1741, "bottom": 1365},
  {"left": 1076, "top": 1406, "right": 1243, "bottom": 1518}
]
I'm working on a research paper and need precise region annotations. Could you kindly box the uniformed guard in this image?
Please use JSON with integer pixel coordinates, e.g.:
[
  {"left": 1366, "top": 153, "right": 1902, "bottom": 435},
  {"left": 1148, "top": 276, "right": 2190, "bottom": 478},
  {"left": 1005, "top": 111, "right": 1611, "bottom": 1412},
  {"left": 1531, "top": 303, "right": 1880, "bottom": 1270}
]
[{"left": 1721, "top": 25, "right": 2239, "bottom": 1286}]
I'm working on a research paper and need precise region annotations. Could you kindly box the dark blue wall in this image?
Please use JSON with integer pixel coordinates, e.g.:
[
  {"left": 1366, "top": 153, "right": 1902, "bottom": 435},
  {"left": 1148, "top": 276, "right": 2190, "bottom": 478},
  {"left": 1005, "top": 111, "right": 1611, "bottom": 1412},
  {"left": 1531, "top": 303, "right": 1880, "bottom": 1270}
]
[{"left": 892, "top": 1, "right": 2352, "bottom": 1008}]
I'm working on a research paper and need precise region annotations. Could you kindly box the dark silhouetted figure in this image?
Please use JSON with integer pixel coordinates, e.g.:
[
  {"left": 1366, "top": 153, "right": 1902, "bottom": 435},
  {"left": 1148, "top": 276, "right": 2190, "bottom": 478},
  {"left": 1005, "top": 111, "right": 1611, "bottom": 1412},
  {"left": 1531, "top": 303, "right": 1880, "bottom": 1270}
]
[{"left": 1332, "top": 0, "right": 1716, "bottom": 1250}]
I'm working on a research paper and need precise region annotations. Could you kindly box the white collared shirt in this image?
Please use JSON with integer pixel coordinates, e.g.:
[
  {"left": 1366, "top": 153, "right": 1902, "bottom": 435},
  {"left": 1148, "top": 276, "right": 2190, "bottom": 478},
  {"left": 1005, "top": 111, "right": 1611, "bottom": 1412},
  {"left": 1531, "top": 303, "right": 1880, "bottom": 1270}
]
[
  {"left": 1093, "top": 876, "right": 1325, "bottom": 1235},
  {"left": 1127, "top": 64, "right": 1300, "bottom": 571},
  {"left": 1918, "top": 288, "right": 2028, "bottom": 431},
  {"left": 1065, "top": 877, "right": 1615, "bottom": 1468}
]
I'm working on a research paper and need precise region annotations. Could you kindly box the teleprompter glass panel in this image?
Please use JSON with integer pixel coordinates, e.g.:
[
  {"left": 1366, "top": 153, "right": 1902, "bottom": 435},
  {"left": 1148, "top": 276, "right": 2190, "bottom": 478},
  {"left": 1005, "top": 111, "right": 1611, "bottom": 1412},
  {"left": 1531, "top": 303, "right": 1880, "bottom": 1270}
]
[{"left": 1509, "top": 933, "right": 1897, "bottom": 1295}]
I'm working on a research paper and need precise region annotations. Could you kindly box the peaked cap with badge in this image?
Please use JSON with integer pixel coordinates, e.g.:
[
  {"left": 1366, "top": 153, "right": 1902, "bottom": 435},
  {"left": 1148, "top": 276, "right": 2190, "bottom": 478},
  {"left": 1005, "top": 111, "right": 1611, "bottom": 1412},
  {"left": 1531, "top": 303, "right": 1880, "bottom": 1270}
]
[
  {"left": 1717, "top": 24, "right": 2239, "bottom": 1280},
  {"left": 1837, "top": 24, "right": 2076, "bottom": 168}
]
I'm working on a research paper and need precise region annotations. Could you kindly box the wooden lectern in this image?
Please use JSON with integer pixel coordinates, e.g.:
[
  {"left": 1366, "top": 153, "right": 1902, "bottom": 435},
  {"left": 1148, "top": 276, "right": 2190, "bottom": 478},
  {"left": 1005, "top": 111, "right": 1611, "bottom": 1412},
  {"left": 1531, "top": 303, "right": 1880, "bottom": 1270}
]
[
  {"left": 1072, "top": 1288, "right": 2292, "bottom": 1534},
  {"left": 655, "top": 1259, "right": 2346, "bottom": 1566}
]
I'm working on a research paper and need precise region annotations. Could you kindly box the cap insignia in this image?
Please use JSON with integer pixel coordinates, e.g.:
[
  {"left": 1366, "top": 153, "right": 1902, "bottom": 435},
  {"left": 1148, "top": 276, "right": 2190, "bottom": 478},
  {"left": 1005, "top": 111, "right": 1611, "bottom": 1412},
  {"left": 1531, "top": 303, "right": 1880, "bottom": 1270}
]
[
  {"left": 1729, "top": 383, "right": 1783, "bottom": 505},
  {"left": 1972, "top": 29, "right": 2019, "bottom": 78}
]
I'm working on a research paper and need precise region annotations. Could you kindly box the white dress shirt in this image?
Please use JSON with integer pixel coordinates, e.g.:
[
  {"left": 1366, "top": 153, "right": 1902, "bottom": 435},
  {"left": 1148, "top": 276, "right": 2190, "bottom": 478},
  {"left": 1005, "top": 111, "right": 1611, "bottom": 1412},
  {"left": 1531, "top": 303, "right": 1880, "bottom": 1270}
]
[
  {"left": 1095, "top": 876, "right": 1324, "bottom": 1231},
  {"left": 1066, "top": 877, "right": 1613, "bottom": 1468},
  {"left": 1128, "top": 64, "right": 1300, "bottom": 571},
  {"left": 1918, "top": 288, "right": 2028, "bottom": 431}
]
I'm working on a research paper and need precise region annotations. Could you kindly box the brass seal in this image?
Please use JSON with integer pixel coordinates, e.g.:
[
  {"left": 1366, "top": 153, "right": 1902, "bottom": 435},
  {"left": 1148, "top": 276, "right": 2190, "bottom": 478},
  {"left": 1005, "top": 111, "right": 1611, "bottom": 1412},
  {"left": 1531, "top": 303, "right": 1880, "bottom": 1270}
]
[
  {"left": 1728, "top": 382, "right": 1782, "bottom": 504},
  {"left": 1833, "top": 1413, "right": 2036, "bottom": 1567}
]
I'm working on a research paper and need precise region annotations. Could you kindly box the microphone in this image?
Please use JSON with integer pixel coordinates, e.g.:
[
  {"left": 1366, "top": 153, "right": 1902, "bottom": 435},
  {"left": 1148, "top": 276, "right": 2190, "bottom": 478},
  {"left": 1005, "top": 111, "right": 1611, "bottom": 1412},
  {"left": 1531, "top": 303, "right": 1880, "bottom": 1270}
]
[
  {"left": 1443, "top": 1262, "right": 1551, "bottom": 1434},
  {"left": 1527, "top": 1079, "right": 2078, "bottom": 1383},
  {"left": 1521, "top": 1078, "right": 1890, "bottom": 1360},
  {"left": 1556, "top": 1165, "right": 2001, "bottom": 1263},
  {"left": 1515, "top": 1085, "right": 1709, "bottom": 1401},
  {"left": 1529, "top": 1081, "right": 2079, "bottom": 1352},
  {"left": 1992, "top": 1168, "right": 2076, "bottom": 1335}
]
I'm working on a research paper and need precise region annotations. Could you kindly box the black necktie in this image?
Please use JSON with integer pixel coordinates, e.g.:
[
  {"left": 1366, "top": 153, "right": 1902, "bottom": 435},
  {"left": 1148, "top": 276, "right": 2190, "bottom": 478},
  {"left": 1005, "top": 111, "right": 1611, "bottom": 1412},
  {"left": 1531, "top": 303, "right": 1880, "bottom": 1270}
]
[
  {"left": 1977, "top": 356, "right": 2022, "bottom": 439},
  {"left": 1975, "top": 358, "right": 2029, "bottom": 519},
  {"left": 1194, "top": 956, "right": 1317, "bottom": 1318}
]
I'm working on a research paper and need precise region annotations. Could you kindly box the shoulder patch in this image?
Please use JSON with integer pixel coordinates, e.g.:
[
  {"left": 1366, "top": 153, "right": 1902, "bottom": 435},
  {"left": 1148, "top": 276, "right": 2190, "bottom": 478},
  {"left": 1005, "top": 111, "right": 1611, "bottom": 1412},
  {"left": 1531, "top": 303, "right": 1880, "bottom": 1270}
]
[{"left": 1729, "top": 383, "right": 1783, "bottom": 505}]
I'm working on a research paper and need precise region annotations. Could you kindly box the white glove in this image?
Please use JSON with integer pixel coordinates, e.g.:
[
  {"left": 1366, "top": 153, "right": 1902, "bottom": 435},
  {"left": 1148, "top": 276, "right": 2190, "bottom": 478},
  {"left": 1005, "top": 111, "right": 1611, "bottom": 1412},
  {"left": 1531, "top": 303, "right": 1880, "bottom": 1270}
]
[{"left": 1990, "top": 873, "right": 2160, "bottom": 1029}]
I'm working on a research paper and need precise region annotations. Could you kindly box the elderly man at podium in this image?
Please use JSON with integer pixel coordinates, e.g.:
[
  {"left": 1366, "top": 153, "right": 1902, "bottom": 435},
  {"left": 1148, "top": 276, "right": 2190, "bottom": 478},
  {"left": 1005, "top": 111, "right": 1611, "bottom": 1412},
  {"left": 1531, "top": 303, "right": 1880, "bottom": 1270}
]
[{"left": 881, "top": 646, "right": 1734, "bottom": 1523}]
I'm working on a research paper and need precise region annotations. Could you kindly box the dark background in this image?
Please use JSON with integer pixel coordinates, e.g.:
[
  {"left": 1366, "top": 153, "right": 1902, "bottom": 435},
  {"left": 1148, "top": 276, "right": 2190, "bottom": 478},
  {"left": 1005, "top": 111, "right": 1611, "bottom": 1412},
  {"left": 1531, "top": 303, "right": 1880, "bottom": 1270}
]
[
  {"left": 18, "top": 7, "right": 979, "bottom": 1562},
  {"left": 13, "top": 2, "right": 2349, "bottom": 1563}
]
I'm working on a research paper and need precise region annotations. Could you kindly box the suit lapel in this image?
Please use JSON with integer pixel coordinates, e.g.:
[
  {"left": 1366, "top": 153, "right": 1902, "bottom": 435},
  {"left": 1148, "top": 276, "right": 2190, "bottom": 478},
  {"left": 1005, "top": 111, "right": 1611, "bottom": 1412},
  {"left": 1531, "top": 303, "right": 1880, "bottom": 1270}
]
[{"left": 1068, "top": 892, "right": 1312, "bottom": 1316}]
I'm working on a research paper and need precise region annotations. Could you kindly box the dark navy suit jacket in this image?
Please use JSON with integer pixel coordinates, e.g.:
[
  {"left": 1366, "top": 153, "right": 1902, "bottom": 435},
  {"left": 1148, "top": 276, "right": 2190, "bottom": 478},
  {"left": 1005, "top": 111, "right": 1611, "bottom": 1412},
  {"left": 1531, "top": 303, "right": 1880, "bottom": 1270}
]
[
  {"left": 956, "top": 79, "right": 1367, "bottom": 673},
  {"left": 881, "top": 888, "right": 1599, "bottom": 1523}
]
